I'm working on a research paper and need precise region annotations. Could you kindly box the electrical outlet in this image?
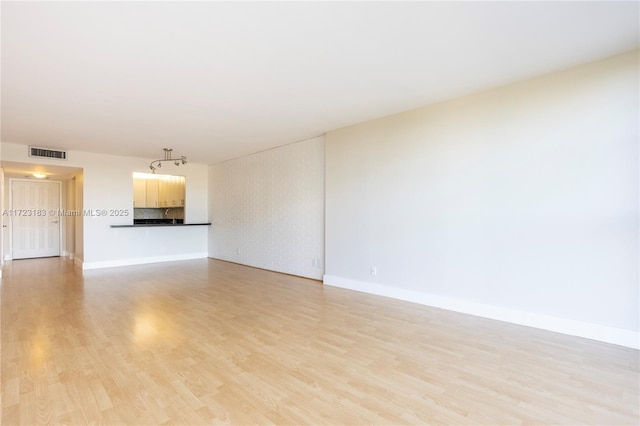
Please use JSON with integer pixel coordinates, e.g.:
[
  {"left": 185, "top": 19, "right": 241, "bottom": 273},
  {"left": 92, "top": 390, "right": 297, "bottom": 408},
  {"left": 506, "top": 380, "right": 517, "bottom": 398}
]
[
  {"left": 236, "top": 248, "right": 241, "bottom": 255},
  {"left": 370, "top": 266, "right": 377, "bottom": 276}
]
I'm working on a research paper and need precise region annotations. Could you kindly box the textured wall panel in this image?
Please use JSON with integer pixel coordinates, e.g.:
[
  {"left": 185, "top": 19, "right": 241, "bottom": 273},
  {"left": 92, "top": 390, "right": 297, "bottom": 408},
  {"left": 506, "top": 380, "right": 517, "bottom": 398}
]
[{"left": 209, "top": 136, "right": 324, "bottom": 279}]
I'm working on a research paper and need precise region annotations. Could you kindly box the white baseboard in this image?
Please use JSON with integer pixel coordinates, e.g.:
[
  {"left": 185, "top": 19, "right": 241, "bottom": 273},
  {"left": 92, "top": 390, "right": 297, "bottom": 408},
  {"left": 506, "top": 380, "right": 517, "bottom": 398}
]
[
  {"left": 81, "top": 252, "right": 208, "bottom": 270},
  {"left": 323, "top": 275, "right": 639, "bottom": 350}
]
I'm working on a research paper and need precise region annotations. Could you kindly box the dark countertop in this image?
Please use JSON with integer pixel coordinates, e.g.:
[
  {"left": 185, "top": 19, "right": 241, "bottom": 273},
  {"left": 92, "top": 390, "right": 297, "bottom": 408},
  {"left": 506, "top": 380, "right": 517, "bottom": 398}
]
[
  {"left": 134, "top": 218, "right": 184, "bottom": 225},
  {"left": 111, "top": 223, "right": 211, "bottom": 228}
]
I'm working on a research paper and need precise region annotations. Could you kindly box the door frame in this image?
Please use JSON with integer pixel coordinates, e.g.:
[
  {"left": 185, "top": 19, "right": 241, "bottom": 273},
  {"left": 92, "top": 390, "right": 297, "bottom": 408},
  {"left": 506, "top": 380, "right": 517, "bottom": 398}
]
[{"left": 8, "top": 178, "right": 63, "bottom": 260}]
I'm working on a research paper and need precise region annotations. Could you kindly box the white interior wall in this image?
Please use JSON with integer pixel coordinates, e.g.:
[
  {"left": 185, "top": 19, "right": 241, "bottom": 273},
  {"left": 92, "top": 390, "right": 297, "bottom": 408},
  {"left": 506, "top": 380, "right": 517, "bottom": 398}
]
[
  {"left": 0, "top": 167, "right": 3, "bottom": 275},
  {"left": 209, "top": 136, "right": 325, "bottom": 280},
  {"left": 65, "top": 177, "right": 76, "bottom": 258},
  {"left": 0, "top": 143, "right": 209, "bottom": 268},
  {"left": 2, "top": 177, "right": 13, "bottom": 259},
  {"left": 59, "top": 178, "right": 67, "bottom": 256},
  {"left": 74, "top": 172, "right": 84, "bottom": 263},
  {"left": 325, "top": 51, "right": 639, "bottom": 348}
]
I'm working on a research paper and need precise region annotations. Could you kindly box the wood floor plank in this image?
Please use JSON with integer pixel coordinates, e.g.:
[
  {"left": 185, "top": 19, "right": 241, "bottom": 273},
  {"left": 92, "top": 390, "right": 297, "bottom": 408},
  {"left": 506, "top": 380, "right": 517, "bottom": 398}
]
[{"left": 1, "top": 257, "right": 638, "bottom": 425}]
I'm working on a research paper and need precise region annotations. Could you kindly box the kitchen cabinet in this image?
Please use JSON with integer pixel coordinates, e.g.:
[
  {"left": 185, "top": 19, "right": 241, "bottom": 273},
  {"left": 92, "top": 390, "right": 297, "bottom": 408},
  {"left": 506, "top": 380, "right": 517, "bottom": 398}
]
[
  {"left": 133, "top": 174, "right": 185, "bottom": 208},
  {"left": 132, "top": 177, "right": 160, "bottom": 207},
  {"left": 133, "top": 178, "right": 146, "bottom": 207},
  {"left": 173, "top": 177, "right": 185, "bottom": 206},
  {"left": 158, "top": 178, "right": 171, "bottom": 207},
  {"left": 159, "top": 176, "right": 185, "bottom": 207},
  {"left": 146, "top": 179, "right": 160, "bottom": 207}
]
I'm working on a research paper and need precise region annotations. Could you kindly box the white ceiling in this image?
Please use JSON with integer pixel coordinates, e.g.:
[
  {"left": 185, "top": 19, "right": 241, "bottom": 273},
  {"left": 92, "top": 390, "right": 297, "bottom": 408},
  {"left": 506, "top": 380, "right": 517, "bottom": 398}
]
[
  {"left": 1, "top": 160, "right": 82, "bottom": 180},
  {"left": 2, "top": 1, "right": 639, "bottom": 165}
]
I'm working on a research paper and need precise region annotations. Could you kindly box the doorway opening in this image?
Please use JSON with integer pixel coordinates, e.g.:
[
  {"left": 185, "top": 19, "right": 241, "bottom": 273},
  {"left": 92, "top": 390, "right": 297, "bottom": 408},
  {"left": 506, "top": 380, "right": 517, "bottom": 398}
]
[{"left": 1, "top": 161, "right": 83, "bottom": 263}]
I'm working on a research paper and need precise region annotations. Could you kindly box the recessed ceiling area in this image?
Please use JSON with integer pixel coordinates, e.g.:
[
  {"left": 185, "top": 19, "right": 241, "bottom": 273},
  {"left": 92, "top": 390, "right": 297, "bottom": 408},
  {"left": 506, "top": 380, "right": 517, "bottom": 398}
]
[
  {"left": 1, "top": 161, "right": 82, "bottom": 181},
  {"left": 2, "top": 1, "right": 638, "bottom": 164}
]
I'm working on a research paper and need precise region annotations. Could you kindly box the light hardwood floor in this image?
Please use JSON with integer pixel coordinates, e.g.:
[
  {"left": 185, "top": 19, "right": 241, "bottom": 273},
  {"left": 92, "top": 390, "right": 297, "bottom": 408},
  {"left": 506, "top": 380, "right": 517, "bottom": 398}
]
[{"left": 1, "top": 257, "right": 638, "bottom": 425}]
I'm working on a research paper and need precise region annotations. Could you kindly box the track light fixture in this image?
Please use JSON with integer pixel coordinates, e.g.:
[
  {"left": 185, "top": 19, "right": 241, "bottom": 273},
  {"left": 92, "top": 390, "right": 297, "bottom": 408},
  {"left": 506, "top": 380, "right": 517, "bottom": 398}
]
[{"left": 149, "top": 148, "right": 187, "bottom": 173}]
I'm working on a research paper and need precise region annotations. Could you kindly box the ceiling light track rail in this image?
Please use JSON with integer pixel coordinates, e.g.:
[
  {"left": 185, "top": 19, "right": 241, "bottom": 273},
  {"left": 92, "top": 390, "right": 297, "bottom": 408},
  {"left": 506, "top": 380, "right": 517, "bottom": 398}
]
[{"left": 149, "top": 148, "right": 187, "bottom": 173}]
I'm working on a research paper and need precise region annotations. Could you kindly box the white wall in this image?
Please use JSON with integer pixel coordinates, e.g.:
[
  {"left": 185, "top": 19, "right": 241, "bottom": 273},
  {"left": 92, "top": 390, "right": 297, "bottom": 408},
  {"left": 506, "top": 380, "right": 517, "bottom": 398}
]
[
  {"left": 0, "top": 143, "right": 209, "bottom": 268},
  {"left": 209, "top": 136, "right": 325, "bottom": 279},
  {"left": 75, "top": 172, "right": 84, "bottom": 262},
  {"left": 325, "top": 51, "right": 639, "bottom": 348},
  {"left": 0, "top": 166, "right": 4, "bottom": 276},
  {"left": 64, "top": 177, "right": 76, "bottom": 258}
]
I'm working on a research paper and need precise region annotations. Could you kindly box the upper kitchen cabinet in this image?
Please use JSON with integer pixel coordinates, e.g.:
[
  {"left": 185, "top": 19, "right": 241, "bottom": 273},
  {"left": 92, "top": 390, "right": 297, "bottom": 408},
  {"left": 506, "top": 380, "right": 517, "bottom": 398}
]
[
  {"left": 133, "top": 173, "right": 185, "bottom": 208},
  {"left": 133, "top": 177, "right": 146, "bottom": 207},
  {"left": 146, "top": 179, "right": 160, "bottom": 207},
  {"left": 159, "top": 175, "right": 185, "bottom": 207}
]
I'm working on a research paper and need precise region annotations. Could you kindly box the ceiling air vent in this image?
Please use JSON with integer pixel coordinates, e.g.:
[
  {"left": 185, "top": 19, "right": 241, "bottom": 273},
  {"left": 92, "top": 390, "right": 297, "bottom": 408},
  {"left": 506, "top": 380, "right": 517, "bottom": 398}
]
[{"left": 29, "top": 146, "right": 68, "bottom": 160}]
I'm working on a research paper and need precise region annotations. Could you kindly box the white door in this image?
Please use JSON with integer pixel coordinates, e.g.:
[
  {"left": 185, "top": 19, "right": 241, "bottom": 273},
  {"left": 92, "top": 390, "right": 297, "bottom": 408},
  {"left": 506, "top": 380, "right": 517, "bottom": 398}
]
[{"left": 11, "top": 180, "right": 61, "bottom": 259}]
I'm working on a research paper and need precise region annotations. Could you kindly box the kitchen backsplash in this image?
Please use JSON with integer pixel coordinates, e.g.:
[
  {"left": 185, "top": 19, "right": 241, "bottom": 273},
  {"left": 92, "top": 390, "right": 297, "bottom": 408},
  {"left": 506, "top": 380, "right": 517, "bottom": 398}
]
[{"left": 134, "top": 207, "right": 184, "bottom": 220}]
